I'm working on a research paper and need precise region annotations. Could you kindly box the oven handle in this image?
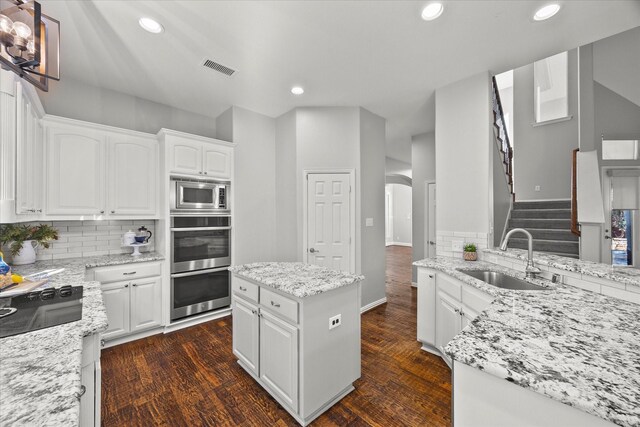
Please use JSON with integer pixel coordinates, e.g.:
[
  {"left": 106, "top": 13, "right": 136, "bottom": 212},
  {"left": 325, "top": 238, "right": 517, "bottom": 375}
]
[
  {"left": 170, "top": 226, "right": 232, "bottom": 232},
  {"left": 171, "top": 267, "right": 230, "bottom": 278}
]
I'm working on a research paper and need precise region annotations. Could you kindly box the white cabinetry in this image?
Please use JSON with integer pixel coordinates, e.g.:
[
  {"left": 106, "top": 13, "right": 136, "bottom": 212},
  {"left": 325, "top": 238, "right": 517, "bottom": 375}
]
[
  {"left": 161, "top": 130, "right": 233, "bottom": 179},
  {"left": 44, "top": 117, "right": 158, "bottom": 218},
  {"left": 90, "top": 262, "right": 163, "bottom": 344},
  {"left": 417, "top": 269, "right": 494, "bottom": 364},
  {"left": 79, "top": 332, "right": 102, "bottom": 427},
  {"left": 231, "top": 274, "right": 361, "bottom": 426}
]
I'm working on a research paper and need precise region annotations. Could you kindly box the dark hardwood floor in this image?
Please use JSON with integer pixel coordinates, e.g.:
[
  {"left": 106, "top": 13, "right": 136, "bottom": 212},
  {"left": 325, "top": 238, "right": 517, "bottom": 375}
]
[{"left": 101, "top": 246, "right": 452, "bottom": 426}]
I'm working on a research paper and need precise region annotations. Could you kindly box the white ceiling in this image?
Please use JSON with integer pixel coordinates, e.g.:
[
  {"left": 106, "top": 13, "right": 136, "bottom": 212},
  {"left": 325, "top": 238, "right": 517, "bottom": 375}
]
[{"left": 39, "top": 1, "right": 640, "bottom": 163}]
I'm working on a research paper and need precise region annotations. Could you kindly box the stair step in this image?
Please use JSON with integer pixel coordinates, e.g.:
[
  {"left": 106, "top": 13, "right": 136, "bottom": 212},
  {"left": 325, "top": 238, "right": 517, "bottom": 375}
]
[
  {"left": 509, "top": 219, "right": 571, "bottom": 230},
  {"left": 511, "top": 209, "right": 571, "bottom": 219},
  {"left": 507, "top": 238, "right": 579, "bottom": 255},
  {"left": 513, "top": 200, "right": 571, "bottom": 210},
  {"left": 506, "top": 228, "right": 579, "bottom": 241}
]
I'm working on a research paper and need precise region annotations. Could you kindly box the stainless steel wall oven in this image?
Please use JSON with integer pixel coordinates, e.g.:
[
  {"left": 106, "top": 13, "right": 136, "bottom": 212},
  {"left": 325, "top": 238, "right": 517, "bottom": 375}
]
[{"left": 170, "top": 215, "right": 231, "bottom": 321}]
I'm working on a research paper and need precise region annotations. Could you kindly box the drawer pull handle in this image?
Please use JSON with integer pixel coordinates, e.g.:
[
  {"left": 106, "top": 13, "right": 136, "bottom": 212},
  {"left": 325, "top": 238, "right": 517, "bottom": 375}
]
[
  {"left": 75, "top": 385, "right": 86, "bottom": 400},
  {"left": 428, "top": 275, "right": 434, "bottom": 278},
  {"left": 239, "top": 286, "right": 247, "bottom": 291},
  {"left": 132, "top": 283, "right": 138, "bottom": 287},
  {"left": 271, "top": 301, "right": 280, "bottom": 308},
  {"left": 123, "top": 272, "right": 136, "bottom": 276},
  {"left": 124, "top": 284, "right": 129, "bottom": 288}
]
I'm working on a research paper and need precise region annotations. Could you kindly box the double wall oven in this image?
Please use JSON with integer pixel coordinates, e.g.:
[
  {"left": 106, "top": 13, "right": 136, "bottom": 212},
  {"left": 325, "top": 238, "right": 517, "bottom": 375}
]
[{"left": 170, "top": 178, "right": 232, "bottom": 321}]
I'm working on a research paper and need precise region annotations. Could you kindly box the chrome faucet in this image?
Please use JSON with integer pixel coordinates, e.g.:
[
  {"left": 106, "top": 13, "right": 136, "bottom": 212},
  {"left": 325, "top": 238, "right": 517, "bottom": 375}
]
[{"left": 499, "top": 228, "right": 542, "bottom": 278}]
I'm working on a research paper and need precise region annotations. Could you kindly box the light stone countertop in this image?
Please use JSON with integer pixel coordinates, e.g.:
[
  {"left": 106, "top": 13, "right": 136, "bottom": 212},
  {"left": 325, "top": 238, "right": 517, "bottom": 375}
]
[
  {"left": 483, "top": 247, "right": 640, "bottom": 289},
  {"left": 229, "top": 262, "right": 364, "bottom": 298},
  {"left": 415, "top": 256, "right": 640, "bottom": 427},
  {"left": 0, "top": 252, "right": 164, "bottom": 426}
]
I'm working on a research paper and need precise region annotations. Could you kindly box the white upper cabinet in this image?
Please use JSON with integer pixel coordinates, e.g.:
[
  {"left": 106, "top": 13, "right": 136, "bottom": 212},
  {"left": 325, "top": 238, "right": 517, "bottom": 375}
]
[
  {"left": 162, "top": 130, "right": 233, "bottom": 180},
  {"left": 46, "top": 127, "right": 106, "bottom": 215},
  {"left": 107, "top": 136, "right": 157, "bottom": 216},
  {"left": 44, "top": 117, "right": 158, "bottom": 218}
]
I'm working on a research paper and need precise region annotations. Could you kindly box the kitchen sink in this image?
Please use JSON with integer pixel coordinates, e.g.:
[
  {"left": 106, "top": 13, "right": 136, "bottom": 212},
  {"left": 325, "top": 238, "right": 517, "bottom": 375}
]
[{"left": 457, "top": 270, "right": 549, "bottom": 291}]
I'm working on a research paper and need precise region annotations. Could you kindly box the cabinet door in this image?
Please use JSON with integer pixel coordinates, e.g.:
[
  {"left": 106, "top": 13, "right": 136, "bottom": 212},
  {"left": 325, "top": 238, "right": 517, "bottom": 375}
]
[
  {"left": 232, "top": 297, "right": 260, "bottom": 376},
  {"left": 101, "top": 281, "right": 130, "bottom": 340},
  {"left": 107, "top": 136, "right": 157, "bottom": 216},
  {"left": 461, "top": 304, "right": 480, "bottom": 330},
  {"left": 79, "top": 361, "right": 95, "bottom": 426},
  {"left": 259, "top": 310, "right": 298, "bottom": 412},
  {"left": 15, "top": 85, "right": 41, "bottom": 215},
  {"left": 168, "top": 138, "right": 202, "bottom": 176},
  {"left": 130, "top": 277, "right": 162, "bottom": 333},
  {"left": 202, "top": 145, "right": 231, "bottom": 179},
  {"left": 46, "top": 127, "right": 105, "bottom": 215},
  {"left": 435, "top": 290, "right": 462, "bottom": 354},
  {"left": 417, "top": 269, "right": 436, "bottom": 346}
]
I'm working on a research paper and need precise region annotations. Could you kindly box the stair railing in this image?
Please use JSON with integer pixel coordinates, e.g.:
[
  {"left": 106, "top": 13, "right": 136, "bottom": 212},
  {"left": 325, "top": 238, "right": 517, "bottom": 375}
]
[{"left": 491, "top": 76, "right": 514, "bottom": 199}]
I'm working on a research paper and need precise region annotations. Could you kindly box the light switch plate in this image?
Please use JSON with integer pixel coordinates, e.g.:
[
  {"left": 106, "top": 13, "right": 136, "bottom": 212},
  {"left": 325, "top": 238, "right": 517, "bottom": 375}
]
[
  {"left": 365, "top": 218, "right": 374, "bottom": 227},
  {"left": 452, "top": 239, "right": 464, "bottom": 251}
]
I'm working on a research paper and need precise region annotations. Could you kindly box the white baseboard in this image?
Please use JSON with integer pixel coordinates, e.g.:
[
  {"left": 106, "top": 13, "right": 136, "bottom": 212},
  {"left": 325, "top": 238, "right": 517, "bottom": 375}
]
[
  {"left": 103, "top": 327, "right": 163, "bottom": 348},
  {"left": 164, "top": 307, "right": 232, "bottom": 333},
  {"left": 360, "top": 297, "right": 387, "bottom": 313},
  {"left": 516, "top": 198, "right": 571, "bottom": 202},
  {"left": 411, "top": 282, "right": 417, "bottom": 288},
  {"left": 387, "top": 242, "right": 412, "bottom": 247}
]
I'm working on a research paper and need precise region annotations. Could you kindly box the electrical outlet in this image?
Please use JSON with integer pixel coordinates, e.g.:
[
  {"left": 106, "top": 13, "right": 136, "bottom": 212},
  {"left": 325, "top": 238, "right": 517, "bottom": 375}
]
[
  {"left": 535, "top": 185, "right": 541, "bottom": 191},
  {"left": 329, "top": 314, "right": 342, "bottom": 330},
  {"left": 452, "top": 239, "right": 464, "bottom": 251}
]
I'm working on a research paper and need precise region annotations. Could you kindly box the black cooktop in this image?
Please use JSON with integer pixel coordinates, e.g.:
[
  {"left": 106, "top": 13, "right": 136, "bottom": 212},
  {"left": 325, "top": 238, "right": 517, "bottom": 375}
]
[{"left": 0, "top": 285, "right": 83, "bottom": 339}]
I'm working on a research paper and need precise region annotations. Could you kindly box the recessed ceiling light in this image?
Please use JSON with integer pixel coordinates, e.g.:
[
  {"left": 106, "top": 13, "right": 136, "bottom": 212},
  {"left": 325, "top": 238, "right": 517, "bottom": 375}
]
[
  {"left": 421, "top": 2, "right": 444, "bottom": 21},
  {"left": 139, "top": 17, "right": 164, "bottom": 34},
  {"left": 291, "top": 86, "right": 304, "bottom": 95},
  {"left": 533, "top": 4, "right": 560, "bottom": 21}
]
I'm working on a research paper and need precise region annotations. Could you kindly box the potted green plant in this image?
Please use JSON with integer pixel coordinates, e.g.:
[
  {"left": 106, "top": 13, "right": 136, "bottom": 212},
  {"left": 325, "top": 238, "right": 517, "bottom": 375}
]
[
  {"left": 463, "top": 243, "right": 477, "bottom": 261},
  {"left": 0, "top": 224, "right": 59, "bottom": 265}
]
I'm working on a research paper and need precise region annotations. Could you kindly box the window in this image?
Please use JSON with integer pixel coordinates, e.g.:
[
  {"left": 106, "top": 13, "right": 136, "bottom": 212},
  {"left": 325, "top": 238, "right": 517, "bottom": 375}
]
[
  {"left": 602, "top": 139, "right": 639, "bottom": 160},
  {"left": 533, "top": 51, "right": 568, "bottom": 123}
]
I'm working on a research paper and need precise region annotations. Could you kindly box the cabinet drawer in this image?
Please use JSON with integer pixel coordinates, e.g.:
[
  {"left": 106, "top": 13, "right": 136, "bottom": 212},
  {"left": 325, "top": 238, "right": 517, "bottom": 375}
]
[
  {"left": 461, "top": 285, "right": 493, "bottom": 314},
  {"left": 260, "top": 288, "right": 298, "bottom": 324},
  {"left": 233, "top": 277, "right": 259, "bottom": 302},
  {"left": 94, "top": 262, "right": 161, "bottom": 283}
]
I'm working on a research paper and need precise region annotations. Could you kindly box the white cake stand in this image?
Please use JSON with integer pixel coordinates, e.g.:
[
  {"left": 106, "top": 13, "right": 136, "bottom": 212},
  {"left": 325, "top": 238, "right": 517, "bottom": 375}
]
[{"left": 124, "top": 242, "right": 150, "bottom": 257}]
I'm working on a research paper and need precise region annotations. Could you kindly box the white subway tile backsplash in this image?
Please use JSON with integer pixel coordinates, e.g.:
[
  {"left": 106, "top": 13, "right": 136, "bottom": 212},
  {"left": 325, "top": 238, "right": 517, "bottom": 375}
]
[{"left": 28, "top": 220, "right": 155, "bottom": 260}]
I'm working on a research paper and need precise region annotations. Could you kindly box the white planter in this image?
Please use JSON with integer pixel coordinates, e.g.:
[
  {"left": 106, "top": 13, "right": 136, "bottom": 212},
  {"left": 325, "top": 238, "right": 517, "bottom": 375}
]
[{"left": 11, "top": 240, "right": 38, "bottom": 265}]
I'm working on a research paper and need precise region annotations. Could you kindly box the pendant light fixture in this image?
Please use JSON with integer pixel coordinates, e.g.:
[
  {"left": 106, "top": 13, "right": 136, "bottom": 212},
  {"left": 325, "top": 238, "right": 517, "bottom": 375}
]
[{"left": 0, "top": 0, "right": 60, "bottom": 91}]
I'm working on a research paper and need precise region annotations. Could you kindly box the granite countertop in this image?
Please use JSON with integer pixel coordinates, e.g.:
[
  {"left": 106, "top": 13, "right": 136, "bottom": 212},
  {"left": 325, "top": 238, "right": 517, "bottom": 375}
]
[
  {"left": 415, "top": 256, "right": 640, "bottom": 427},
  {"left": 0, "top": 252, "right": 164, "bottom": 426},
  {"left": 229, "top": 262, "right": 364, "bottom": 298},
  {"left": 483, "top": 247, "right": 640, "bottom": 289}
]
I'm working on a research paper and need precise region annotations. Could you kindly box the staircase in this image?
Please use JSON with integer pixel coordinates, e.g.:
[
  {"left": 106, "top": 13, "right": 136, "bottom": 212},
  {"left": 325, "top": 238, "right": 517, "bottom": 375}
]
[
  {"left": 491, "top": 76, "right": 514, "bottom": 200},
  {"left": 506, "top": 200, "right": 579, "bottom": 258}
]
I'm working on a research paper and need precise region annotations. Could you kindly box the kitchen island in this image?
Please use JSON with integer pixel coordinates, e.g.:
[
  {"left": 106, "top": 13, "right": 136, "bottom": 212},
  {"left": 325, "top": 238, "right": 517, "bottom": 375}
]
[
  {"left": 229, "top": 262, "right": 363, "bottom": 427},
  {"left": 0, "top": 252, "right": 163, "bottom": 426},
  {"left": 414, "top": 256, "right": 640, "bottom": 427}
]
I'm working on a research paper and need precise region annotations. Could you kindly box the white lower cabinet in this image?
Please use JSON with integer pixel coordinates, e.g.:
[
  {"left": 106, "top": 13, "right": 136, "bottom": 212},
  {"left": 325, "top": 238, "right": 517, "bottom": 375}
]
[
  {"left": 79, "top": 333, "right": 102, "bottom": 427},
  {"left": 91, "top": 262, "right": 163, "bottom": 343},
  {"left": 417, "top": 268, "right": 494, "bottom": 364},
  {"left": 231, "top": 275, "right": 361, "bottom": 426}
]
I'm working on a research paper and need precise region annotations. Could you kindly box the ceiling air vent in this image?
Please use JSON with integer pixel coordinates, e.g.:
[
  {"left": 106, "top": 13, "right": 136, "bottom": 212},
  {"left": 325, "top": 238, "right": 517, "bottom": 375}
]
[{"left": 202, "top": 59, "right": 236, "bottom": 76}]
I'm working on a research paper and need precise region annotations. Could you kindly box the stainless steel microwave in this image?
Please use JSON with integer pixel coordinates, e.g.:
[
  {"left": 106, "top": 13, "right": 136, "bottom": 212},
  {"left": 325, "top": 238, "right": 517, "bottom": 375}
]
[{"left": 170, "top": 179, "right": 229, "bottom": 213}]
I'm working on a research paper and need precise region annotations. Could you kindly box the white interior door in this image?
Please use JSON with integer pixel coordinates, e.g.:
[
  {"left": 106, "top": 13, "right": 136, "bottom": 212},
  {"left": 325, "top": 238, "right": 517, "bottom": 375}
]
[
  {"left": 306, "top": 173, "right": 351, "bottom": 271},
  {"left": 602, "top": 168, "right": 640, "bottom": 267},
  {"left": 425, "top": 182, "right": 437, "bottom": 258}
]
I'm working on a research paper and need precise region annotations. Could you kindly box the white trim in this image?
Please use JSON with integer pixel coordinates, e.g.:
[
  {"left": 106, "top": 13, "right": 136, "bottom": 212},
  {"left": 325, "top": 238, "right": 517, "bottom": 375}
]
[
  {"left": 157, "top": 128, "right": 236, "bottom": 146},
  {"left": 42, "top": 114, "right": 157, "bottom": 140},
  {"left": 411, "top": 281, "right": 417, "bottom": 288},
  {"left": 531, "top": 115, "right": 573, "bottom": 127},
  {"left": 388, "top": 241, "right": 412, "bottom": 247},
  {"left": 163, "top": 307, "right": 232, "bottom": 333},
  {"left": 302, "top": 169, "right": 357, "bottom": 274},
  {"left": 425, "top": 180, "right": 436, "bottom": 258},
  {"left": 360, "top": 297, "right": 387, "bottom": 313},
  {"left": 515, "top": 198, "right": 571, "bottom": 202},
  {"left": 102, "top": 326, "right": 163, "bottom": 348}
]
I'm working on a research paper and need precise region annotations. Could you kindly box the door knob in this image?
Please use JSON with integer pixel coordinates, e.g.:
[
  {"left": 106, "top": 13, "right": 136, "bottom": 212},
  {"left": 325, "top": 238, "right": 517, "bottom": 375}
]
[
  {"left": 429, "top": 241, "right": 436, "bottom": 245},
  {"left": 309, "top": 248, "right": 319, "bottom": 253}
]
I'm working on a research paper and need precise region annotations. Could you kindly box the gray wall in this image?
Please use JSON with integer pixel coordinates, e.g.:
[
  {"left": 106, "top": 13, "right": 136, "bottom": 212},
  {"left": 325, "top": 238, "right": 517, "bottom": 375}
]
[
  {"left": 359, "top": 108, "right": 387, "bottom": 306},
  {"left": 594, "top": 82, "right": 640, "bottom": 167},
  {"left": 513, "top": 49, "right": 579, "bottom": 201},
  {"left": 411, "top": 132, "right": 435, "bottom": 281},
  {"left": 435, "top": 72, "right": 492, "bottom": 238},
  {"left": 221, "top": 107, "right": 277, "bottom": 265},
  {"left": 389, "top": 184, "right": 412, "bottom": 244},
  {"left": 39, "top": 77, "right": 216, "bottom": 137}
]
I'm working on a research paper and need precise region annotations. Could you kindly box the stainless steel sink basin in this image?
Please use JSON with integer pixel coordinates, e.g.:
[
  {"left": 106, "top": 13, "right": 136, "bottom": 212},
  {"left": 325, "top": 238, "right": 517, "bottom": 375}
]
[{"left": 457, "top": 270, "right": 549, "bottom": 291}]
